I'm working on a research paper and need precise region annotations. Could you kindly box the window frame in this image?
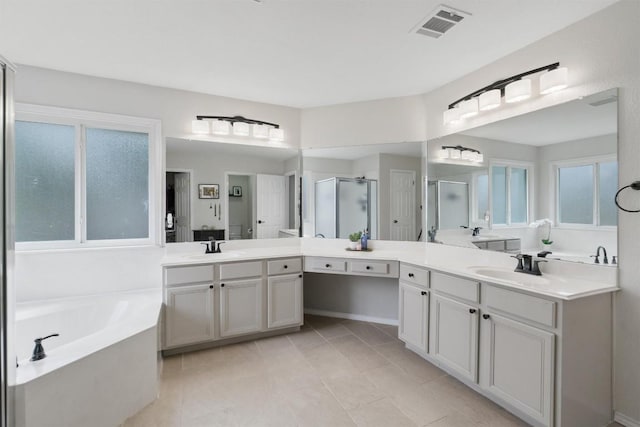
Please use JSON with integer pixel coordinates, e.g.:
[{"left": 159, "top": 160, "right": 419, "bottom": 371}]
[
  {"left": 471, "top": 170, "right": 489, "bottom": 227},
  {"left": 15, "top": 103, "right": 163, "bottom": 250},
  {"left": 552, "top": 154, "right": 617, "bottom": 230},
  {"left": 488, "top": 159, "right": 534, "bottom": 228}
]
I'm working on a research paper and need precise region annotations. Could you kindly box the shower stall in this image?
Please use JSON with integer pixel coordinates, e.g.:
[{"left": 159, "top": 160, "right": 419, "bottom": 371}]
[
  {"left": 427, "top": 180, "right": 469, "bottom": 230},
  {"left": 315, "top": 177, "right": 377, "bottom": 239}
]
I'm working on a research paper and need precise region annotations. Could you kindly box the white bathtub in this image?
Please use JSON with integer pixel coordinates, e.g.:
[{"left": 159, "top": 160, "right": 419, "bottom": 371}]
[{"left": 13, "top": 290, "right": 162, "bottom": 427}]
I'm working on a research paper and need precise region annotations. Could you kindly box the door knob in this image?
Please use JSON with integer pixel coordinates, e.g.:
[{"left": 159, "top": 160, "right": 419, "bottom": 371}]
[
  {"left": 258, "top": 220, "right": 264, "bottom": 224},
  {"left": 393, "top": 220, "right": 398, "bottom": 223}
]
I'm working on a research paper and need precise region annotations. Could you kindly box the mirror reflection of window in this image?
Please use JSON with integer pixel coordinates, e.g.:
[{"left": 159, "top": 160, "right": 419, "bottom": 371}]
[
  {"left": 556, "top": 158, "right": 618, "bottom": 226},
  {"left": 490, "top": 163, "right": 530, "bottom": 226}
]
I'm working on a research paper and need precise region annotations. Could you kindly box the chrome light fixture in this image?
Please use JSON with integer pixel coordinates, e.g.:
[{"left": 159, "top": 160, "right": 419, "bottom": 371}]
[
  {"left": 443, "top": 62, "right": 569, "bottom": 125},
  {"left": 191, "top": 115, "right": 284, "bottom": 142}
]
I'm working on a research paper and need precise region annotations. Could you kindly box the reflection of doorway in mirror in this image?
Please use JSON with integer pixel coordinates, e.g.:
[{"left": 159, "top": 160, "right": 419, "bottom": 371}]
[
  {"left": 166, "top": 170, "right": 191, "bottom": 243},
  {"left": 390, "top": 170, "right": 416, "bottom": 241},
  {"left": 228, "top": 174, "right": 254, "bottom": 240},
  {"left": 256, "top": 174, "right": 288, "bottom": 238}
]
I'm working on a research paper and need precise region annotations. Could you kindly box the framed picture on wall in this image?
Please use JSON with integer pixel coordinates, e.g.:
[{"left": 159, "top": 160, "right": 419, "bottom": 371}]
[
  {"left": 232, "top": 186, "right": 242, "bottom": 197},
  {"left": 198, "top": 184, "right": 219, "bottom": 199}
]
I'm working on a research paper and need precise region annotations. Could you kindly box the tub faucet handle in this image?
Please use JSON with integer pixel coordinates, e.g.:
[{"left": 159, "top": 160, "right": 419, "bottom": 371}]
[{"left": 31, "top": 333, "right": 59, "bottom": 362}]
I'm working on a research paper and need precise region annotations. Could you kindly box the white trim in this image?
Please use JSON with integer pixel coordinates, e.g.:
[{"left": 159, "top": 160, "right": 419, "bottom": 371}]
[
  {"left": 615, "top": 412, "right": 640, "bottom": 427},
  {"left": 15, "top": 103, "right": 163, "bottom": 250},
  {"left": 303, "top": 308, "right": 398, "bottom": 326}
]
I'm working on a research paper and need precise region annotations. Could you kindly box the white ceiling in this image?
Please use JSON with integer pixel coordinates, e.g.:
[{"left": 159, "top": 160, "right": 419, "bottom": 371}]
[
  {"left": 461, "top": 89, "right": 618, "bottom": 145},
  {"left": 0, "top": 0, "right": 618, "bottom": 108}
]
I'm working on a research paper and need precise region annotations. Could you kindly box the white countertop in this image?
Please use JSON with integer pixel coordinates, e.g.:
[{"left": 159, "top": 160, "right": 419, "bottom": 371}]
[{"left": 161, "top": 238, "right": 618, "bottom": 301}]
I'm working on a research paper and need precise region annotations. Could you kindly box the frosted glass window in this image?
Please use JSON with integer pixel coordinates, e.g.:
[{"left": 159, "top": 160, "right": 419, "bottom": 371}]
[
  {"left": 491, "top": 167, "right": 507, "bottom": 225},
  {"left": 85, "top": 128, "right": 149, "bottom": 240},
  {"left": 598, "top": 162, "right": 618, "bottom": 226},
  {"left": 475, "top": 173, "right": 488, "bottom": 221},
  {"left": 558, "top": 165, "right": 594, "bottom": 224},
  {"left": 510, "top": 168, "right": 527, "bottom": 223},
  {"left": 15, "top": 121, "right": 75, "bottom": 242}
]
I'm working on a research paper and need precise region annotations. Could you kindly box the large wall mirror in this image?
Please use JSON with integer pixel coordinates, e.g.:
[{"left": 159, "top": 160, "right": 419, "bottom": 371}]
[
  {"left": 165, "top": 138, "right": 300, "bottom": 243},
  {"left": 427, "top": 88, "right": 618, "bottom": 265},
  {"left": 302, "top": 142, "right": 424, "bottom": 241}
]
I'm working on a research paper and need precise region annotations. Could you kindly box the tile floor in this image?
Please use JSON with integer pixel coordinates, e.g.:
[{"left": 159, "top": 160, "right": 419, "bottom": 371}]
[{"left": 124, "top": 315, "right": 623, "bottom": 427}]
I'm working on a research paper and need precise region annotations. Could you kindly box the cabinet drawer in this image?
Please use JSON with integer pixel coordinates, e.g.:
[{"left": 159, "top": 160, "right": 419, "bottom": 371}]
[
  {"left": 304, "top": 257, "right": 346, "bottom": 273},
  {"left": 268, "top": 257, "right": 302, "bottom": 275},
  {"left": 486, "top": 241, "right": 505, "bottom": 251},
  {"left": 400, "top": 263, "right": 429, "bottom": 287},
  {"left": 431, "top": 271, "right": 479, "bottom": 303},
  {"left": 219, "top": 261, "right": 262, "bottom": 280},
  {"left": 350, "top": 260, "right": 393, "bottom": 276},
  {"left": 505, "top": 239, "right": 521, "bottom": 251},
  {"left": 485, "top": 286, "right": 556, "bottom": 328},
  {"left": 165, "top": 265, "right": 213, "bottom": 286}
]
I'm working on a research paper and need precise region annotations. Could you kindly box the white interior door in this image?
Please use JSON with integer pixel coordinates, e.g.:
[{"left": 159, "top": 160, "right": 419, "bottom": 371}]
[
  {"left": 390, "top": 170, "right": 416, "bottom": 241},
  {"left": 174, "top": 172, "right": 190, "bottom": 242},
  {"left": 256, "top": 174, "right": 287, "bottom": 238}
]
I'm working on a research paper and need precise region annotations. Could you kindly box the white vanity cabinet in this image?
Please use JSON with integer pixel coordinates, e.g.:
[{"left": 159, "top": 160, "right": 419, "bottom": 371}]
[
  {"left": 219, "top": 278, "right": 263, "bottom": 337},
  {"left": 398, "top": 264, "right": 430, "bottom": 353},
  {"left": 267, "top": 258, "right": 303, "bottom": 329},
  {"left": 430, "top": 293, "right": 479, "bottom": 382},
  {"left": 219, "top": 260, "right": 263, "bottom": 337},
  {"left": 428, "top": 271, "right": 480, "bottom": 382},
  {"left": 162, "top": 257, "right": 303, "bottom": 352},
  {"left": 480, "top": 311, "right": 554, "bottom": 427},
  {"left": 163, "top": 265, "right": 215, "bottom": 349}
]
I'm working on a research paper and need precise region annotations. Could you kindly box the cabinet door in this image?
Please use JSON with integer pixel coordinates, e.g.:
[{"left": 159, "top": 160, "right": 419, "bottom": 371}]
[
  {"left": 267, "top": 274, "right": 303, "bottom": 329},
  {"left": 165, "top": 284, "right": 215, "bottom": 348},
  {"left": 220, "top": 278, "right": 263, "bottom": 337},
  {"left": 398, "top": 281, "right": 428, "bottom": 353},
  {"left": 481, "top": 313, "right": 554, "bottom": 427},
  {"left": 430, "top": 293, "right": 479, "bottom": 382}
]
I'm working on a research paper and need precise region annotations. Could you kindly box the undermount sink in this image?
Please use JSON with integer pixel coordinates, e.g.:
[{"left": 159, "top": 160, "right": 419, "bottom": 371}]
[
  {"left": 467, "top": 266, "right": 553, "bottom": 285},
  {"left": 185, "top": 251, "right": 244, "bottom": 261}
]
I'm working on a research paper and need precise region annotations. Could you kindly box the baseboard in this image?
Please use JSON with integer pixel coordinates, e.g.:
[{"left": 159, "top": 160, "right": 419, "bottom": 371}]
[
  {"left": 304, "top": 308, "right": 398, "bottom": 326},
  {"left": 615, "top": 412, "right": 640, "bottom": 427}
]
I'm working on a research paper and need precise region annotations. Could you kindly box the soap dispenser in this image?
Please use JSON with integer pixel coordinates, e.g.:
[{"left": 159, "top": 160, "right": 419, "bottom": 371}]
[{"left": 361, "top": 228, "right": 369, "bottom": 251}]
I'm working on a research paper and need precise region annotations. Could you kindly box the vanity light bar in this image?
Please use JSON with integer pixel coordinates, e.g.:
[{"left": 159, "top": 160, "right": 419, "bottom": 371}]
[
  {"left": 443, "top": 62, "right": 569, "bottom": 125},
  {"left": 436, "top": 145, "right": 483, "bottom": 163},
  {"left": 192, "top": 115, "right": 285, "bottom": 141}
]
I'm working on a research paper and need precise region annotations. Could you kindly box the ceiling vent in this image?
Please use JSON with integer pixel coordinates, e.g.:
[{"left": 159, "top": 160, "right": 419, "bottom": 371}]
[{"left": 412, "top": 5, "right": 470, "bottom": 39}]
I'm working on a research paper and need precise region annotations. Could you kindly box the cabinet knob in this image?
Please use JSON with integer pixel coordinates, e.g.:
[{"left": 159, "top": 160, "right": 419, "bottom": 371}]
[
  {"left": 408, "top": 273, "right": 414, "bottom": 278},
  {"left": 393, "top": 220, "right": 398, "bottom": 223},
  {"left": 469, "top": 308, "right": 477, "bottom": 314},
  {"left": 284, "top": 265, "right": 288, "bottom": 269},
  {"left": 221, "top": 283, "right": 225, "bottom": 287},
  {"left": 325, "top": 264, "right": 331, "bottom": 268},
  {"left": 366, "top": 266, "right": 371, "bottom": 270},
  {"left": 482, "top": 314, "right": 490, "bottom": 320},
  {"left": 298, "top": 274, "right": 302, "bottom": 278},
  {"left": 421, "top": 291, "right": 427, "bottom": 296},
  {"left": 209, "top": 285, "right": 213, "bottom": 289}
]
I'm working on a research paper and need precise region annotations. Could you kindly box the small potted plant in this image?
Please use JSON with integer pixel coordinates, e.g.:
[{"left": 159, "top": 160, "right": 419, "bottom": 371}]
[
  {"left": 529, "top": 218, "right": 553, "bottom": 250},
  {"left": 348, "top": 231, "right": 362, "bottom": 250}
]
